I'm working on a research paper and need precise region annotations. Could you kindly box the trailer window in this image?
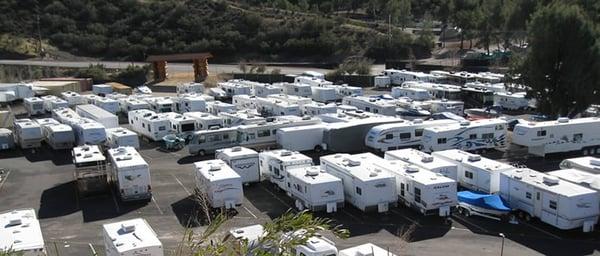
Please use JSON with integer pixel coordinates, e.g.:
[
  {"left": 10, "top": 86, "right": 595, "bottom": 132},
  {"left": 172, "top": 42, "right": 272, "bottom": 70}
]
[
  {"left": 526, "top": 192, "right": 531, "bottom": 199},
  {"left": 356, "top": 187, "right": 362, "bottom": 195},
  {"left": 414, "top": 187, "right": 421, "bottom": 203},
  {"left": 495, "top": 124, "right": 504, "bottom": 130},
  {"left": 159, "top": 126, "right": 166, "bottom": 131},
  {"left": 536, "top": 192, "right": 540, "bottom": 200},
  {"left": 537, "top": 130, "right": 546, "bottom": 136},
  {"left": 400, "top": 183, "right": 405, "bottom": 196},
  {"left": 374, "top": 109, "right": 379, "bottom": 113},
  {"left": 257, "top": 130, "right": 270, "bottom": 137},
  {"left": 482, "top": 133, "right": 494, "bottom": 139},
  {"left": 400, "top": 133, "right": 411, "bottom": 140},
  {"left": 147, "top": 126, "right": 151, "bottom": 132},
  {"left": 469, "top": 134, "right": 477, "bottom": 139},
  {"left": 465, "top": 171, "right": 473, "bottom": 179},
  {"left": 549, "top": 200, "right": 557, "bottom": 210},
  {"left": 365, "top": 107, "right": 370, "bottom": 112},
  {"left": 437, "top": 138, "right": 447, "bottom": 144},
  {"left": 415, "top": 129, "right": 424, "bottom": 137},
  {"left": 573, "top": 133, "right": 583, "bottom": 143},
  {"left": 385, "top": 134, "right": 394, "bottom": 140}
]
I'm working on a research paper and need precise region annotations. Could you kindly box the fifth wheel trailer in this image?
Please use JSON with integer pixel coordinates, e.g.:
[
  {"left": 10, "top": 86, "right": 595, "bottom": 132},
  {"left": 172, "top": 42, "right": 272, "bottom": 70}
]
[
  {"left": 194, "top": 159, "right": 244, "bottom": 209},
  {"left": 215, "top": 146, "right": 261, "bottom": 184},
  {"left": 287, "top": 166, "right": 345, "bottom": 213},
  {"left": 259, "top": 150, "right": 314, "bottom": 191},
  {"left": 421, "top": 118, "right": 507, "bottom": 153},
  {"left": 76, "top": 104, "right": 119, "bottom": 128},
  {"left": 559, "top": 156, "right": 600, "bottom": 174},
  {"left": 365, "top": 119, "right": 457, "bottom": 152},
  {"left": 500, "top": 168, "right": 599, "bottom": 232},
  {"left": 385, "top": 148, "right": 458, "bottom": 181},
  {"left": 102, "top": 218, "right": 163, "bottom": 256},
  {"left": 107, "top": 147, "right": 152, "bottom": 201}
]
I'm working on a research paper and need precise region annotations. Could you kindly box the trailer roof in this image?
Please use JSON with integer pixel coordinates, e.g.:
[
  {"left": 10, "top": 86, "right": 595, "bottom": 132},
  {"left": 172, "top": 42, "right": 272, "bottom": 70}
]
[
  {"left": 386, "top": 149, "right": 456, "bottom": 170},
  {"left": 106, "top": 127, "right": 137, "bottom": 137},
  {"left": 516, "top": 117, "right": 600, "bottom": 128},
  {"left": 102, "top": 218, "right": 162, "bottom": 254},
  {"left": 194, "top": 159, "right": 241, "bottom": 181},
  {"left": 503, "top": 168, "right": 597, "bottom": 197},
  {"left": 288, "top": 166, "right": 340, "bottom": 184},
  {"left": 432, "top": 149, "right": 513, "bottom": 173},
  {"left": 34, "top": 118, "right": 60, "bottom": 126},
  {"left": 107, "top": 147, "right": 147, "bottom": 169},
  {"left": 320, "top": 153, "right": 394, "bottom": 182},
  {"left": 73, "top": 145, "right": 105, "bottom": 163},
  {"left": 24, "top": 97, "right": 43, "bottom": 102},
  {"left": 0, "top": 209, "right": 44, "bottom": 253},
  {"left": 14, "top": 119, "right": 40, "bottom": 129},
  {"left": 369, "top": 119, "right": 457, "bottom": 133},
  {"left": 561, "top": 156, "right": 600, "bottom": 172},
  {"left": 261, "top": 150, "right": 313, "bottom": 165},
  {"left": 339, "top": 243, "right": 397, "bottom": 256},
  {"left": 356, "top": 153, "right": 454, "bottom": 185},
  {"left": 76, "top": 104, "right": 115, "bottom": 119},
  {"left": 46, "top": 123, "right": 73, "bottom": 133},
  {"left": 547, "top": 169, "right": 600, "bottom": 191},
  {"left": 425, "top": 118, "right": 506, "bottom": 132},
  {"left": 216, "top": 146, "right": 258, "bottom": 159}
]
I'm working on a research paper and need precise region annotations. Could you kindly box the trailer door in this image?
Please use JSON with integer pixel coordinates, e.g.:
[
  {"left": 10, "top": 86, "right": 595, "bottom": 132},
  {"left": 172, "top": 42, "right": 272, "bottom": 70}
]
[{"left": 534, "top": 189, "right": 542, "bottom": 217}]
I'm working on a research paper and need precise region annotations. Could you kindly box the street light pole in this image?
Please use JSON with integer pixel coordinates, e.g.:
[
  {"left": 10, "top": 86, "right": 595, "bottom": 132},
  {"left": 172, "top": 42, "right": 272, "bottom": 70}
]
[{"left": 499, "top": 233, "right": 505, "bottom": 256}]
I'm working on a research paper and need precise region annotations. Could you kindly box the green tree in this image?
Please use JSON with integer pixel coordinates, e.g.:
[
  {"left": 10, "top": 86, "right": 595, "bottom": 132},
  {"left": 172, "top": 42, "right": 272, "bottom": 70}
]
[
  {"left": 387, "top": 0, "right": 412, "bottom": 29},
  {"left": 76, "top": 64, "right": 109, "bottom": 84},
  {"left": 517, "top": 2, "right": 600, "bottom": 117},
  {"left": 111, "top": 65, "right": 150, "bottom": 87},
  {"left": 297, "top": 0, "right": 309, "bottom": 11}
]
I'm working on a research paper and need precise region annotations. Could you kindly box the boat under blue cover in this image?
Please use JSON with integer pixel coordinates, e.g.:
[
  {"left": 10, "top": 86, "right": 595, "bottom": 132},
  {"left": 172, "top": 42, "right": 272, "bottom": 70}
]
[{"left": 457, "top": 191, "right": 511, "bottom": 212}]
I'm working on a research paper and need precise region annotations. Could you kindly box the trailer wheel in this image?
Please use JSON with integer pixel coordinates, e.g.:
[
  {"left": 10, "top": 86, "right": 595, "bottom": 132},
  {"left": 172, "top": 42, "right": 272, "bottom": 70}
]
[
  {"left": 524, "top": 213, "right": 532, "bottom": 222},
  {"left": 457, "top": 206, "right": 464, "bottom": 215},
  {"left": 314, "top": 145, "right": 323, "bottom": 153},
  {"left": 197, "top": 150, "right": 206, "bottom": 156},
  {"left": 464, "top": 209, "right": 471, "bottom": 217}
]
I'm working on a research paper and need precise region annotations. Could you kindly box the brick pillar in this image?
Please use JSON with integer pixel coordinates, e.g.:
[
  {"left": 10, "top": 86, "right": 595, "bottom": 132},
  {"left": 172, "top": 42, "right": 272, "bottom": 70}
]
[
  {"left": 193, "top": 58, "right": 209, "bottom": 82},
  {"left": 153, "top": 61, "right": 167, "bottom": 81}
]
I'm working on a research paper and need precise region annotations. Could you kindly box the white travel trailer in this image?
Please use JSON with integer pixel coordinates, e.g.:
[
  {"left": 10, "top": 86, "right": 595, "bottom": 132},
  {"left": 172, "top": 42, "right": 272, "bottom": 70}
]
[
  {"left": 13, "top": 119, "right": 43, "bottom": 149},
  {"left": 391, "top": 87, "right": 431, "bottom": 101},
  {"left": 216, "top": 146, "right": 260, "bottom": 184},
  {"left": 362, "top": 153, "right": 457, "bottom": 217},
  {"left": 0, "top": 128, "right": 14, "bottom": 150},
  {"left": 339, "top": 243, "right": 397, "bottom": 256},
  {"left": 41, "top": 95, "right": 68, "bottom": 112},
  {"left": 320, "top": 153, "right": 396, "bottom": 212},
  {"left": 120, "top": 97, "right": 150, "bottom": 113},
  {"left": 83, "top": 94, "right": 102, "bottom": 104},
  {"left": 259, "top": 150, "right": 314, "bottom": 190},
  {"left": 301, "top": 71, "right": 326, "bottom": 79},
  {"left": 176, "top": 82, "right": 204, "bottom": 95},
  {"left": 102, "top": 218, "right": 163, "bottom": 256},
  {"left": 0, "top": 209, "right": 46, "bottom": 256},
  {"left": 194, "top": 159, "right": 244, "bottom": 209},
  {"left": 288, "top": 166, "right": 344, "bottom": 213},
  {"left": 106, "top": 127, "right": 140, "bottom": 149},
  {"left": 548, "top": 169, "right": 600, "bottom": 196},
  {"left": 365, "top": 119, "right": 457, "bottom": 152},
  {"left": 500, "top": 168, "right": 599, "bottom": 232},
  {"left": 219, "top": 81, "right": 252, "bottom": 97},
  {"left": 232, "top": 94, "right": 258, "bottom": 109},
  {"left": 93, "top": 84, "right": 113, "bottom": 96},
  {"left": 61, "top": 91, "right": 86, "bottom": 106},
  {"left": 311, "top": 86, "right": 337, "bottom": 103},
  {"left": 493, "top": 92, "right": 531, "bottom": 110},
  {"left": 424, "top": 99, "right": 464, "bottom": 116},
  {"left": 23, "top": 97, "right": 45, "bottom": 116},
  {"left": 277, "top": 82, "right": 313, "bottom": 98},
  {"left": 374, "top": 76, "right": 392, "bottom": 88},
  {"left": 559, "top": 156, "right": 600, "bottom": 174},
  {"left": 421, "top": 118, "right": 508, "bottom": 153},
  {"left": 301, "top": 102, "right": 337, "bottom": 116},
  {"left": 72, "top": 145, "right": 108, "bottom": 195},
  {"left": 162, "top": 112, "right": 197, "bottom": 137},
  {"left": 52, "top": 107, "right": 80, "bottom": 124},
  {"left": 134, "top": 86, "right": 152, "bottom": 95},
  {"left": 294, "top": 76, "right": 333, "bottom": 87},
  {"left": 206, "top": 101, "right": 237, "bottom": 115},
  {"left": 183, "top": 112, "right": 224, "bottom": 130},
  {"left": 70, "top": 118, "right": 107, "bottom": 145},
  {"left": 432, "top": 150, "right": 514, "bottom": 193},
  {"left": 276, "top": 124, "right": 328, "bottom": 152},
  {"left": 385, "top": 148, "right": 458, "bottom": 181},
  {"left": 173, "top": 94, "right": 206, "bottom": 113},
  {"left": 268, "top": 94, "right": 313, "bottom": 107},
  {"left": 220, "top": 110, "right": 265, "bottom": 127},
  {"left": 146, "top": 97, "right": 175, "bottom": 113},
  {"left": 401, "top": 81, "right": 462, "bottom": 101},
  {"left": 94, "top": 97, "right": 120, "bottom": 114},
  {"left": 40, "top": 121, "right": 75, "bottom": 150},
  {"left": 255, "top": 97, "right": 301, "bottom": 116},
  {"left": 106, "top": 92, "right": 128, "bottom": 100},
  {"left": 253, "top": 83, "right": 281, "bottom": 98},
  {"left": 107, "top": 147, "right": 152, "bottom": 201},
  {"left": 464, "top": 82, "right": 506, "bottom": 93},
  {"left": 330, "top": 84, "right": 363, "bottom": 99},
  {"left": 207, "top": 87, "right": 227, "bottom": 100},
  {"left": 128, "top": 109, "right": 171, "bottom": 141},
  {"left": 382, "top": 69, "right": 440, "bottom": 85},
  {"left": 512, "top": 117, "right": 600, "bottom": 156},
  {"left": 342, "top": 96, "right": 398, "bottom": 116},
  {"left": 76, "top": 104, "right": 119, "bottom": 128},
  {"left": 0, "top": 83, "right": 35, "bottom": 103}
]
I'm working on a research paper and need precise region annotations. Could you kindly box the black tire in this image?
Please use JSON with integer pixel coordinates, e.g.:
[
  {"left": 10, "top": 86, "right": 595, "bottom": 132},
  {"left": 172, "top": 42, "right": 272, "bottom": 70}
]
[
  {"left": 198, "top": 150, "right": 206, "bottom": 156},
  {"left": 314, "top": 145, "right": 323, "bottom": 153},
  {"left": 458, "top": 207, "right": 464, "bottom": 215},
  {"left": 464, "top": 209, "right": 471, "bottom": 217},
  {"left": 524, "top": 213, "right": 532, "bottom": 222}
]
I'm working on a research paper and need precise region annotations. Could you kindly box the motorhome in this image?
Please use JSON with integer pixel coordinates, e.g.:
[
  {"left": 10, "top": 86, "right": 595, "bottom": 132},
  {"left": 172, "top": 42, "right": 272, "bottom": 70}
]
[
  {"left": 277, "top": 82, "right": 313, "bottom": 98},
  {"left": 259, "top": 149, "right": 314, "bottom": 190},
  {"left": 288, "top": 166, "right": 344, "bottom": 213},
  {"left": 76, "top": 104, "right": 119, "bottom": 128},
  {"left": 128, "top": 109, "right": 171, "bottom": 141},
  {"left": 493, "top": 92, "right": 531, "bottom": 110},
  {"left": 13, "top": 119, "right": 43, "bottom": 149},
  {"left": 294, "top": 76, "right": 334, "bottom": 87},
  {"left": 232, "top": 94, "right": 258, "bottom": 110},
  {"left": 102, "top": 218, "right": 163, "bottom": 256},
  {"left": 401, "top": 81, "right": 462, "bottom": 101},
  {"left": 317, "top": 109, "right": 380, "bottom": 123},
  {"left": 72, "top": 145, "right": 108, "bottom": 195},
  {"left": 512, "top": 117, "right": 600, "bottom": 156},
  {"left": 172, "top": 94, "right": 206, "bottom": 113},
  {"left": 461, "top": 86, "right": 495, "bottom": 108},
  {"left": 219, "top": 81, "right": 252, "bottom": 98},
  {"left": 215, "top": 146, "right": 260, "bottom": 184},
  {"left": 477, "top": 72, "right": 505, "bottom": 83},
  {"left": 70, "top": 118, "right": 107, "bottom": 145},
  {"left": 342, "top": 96, "right": 398, "bottom": 116},
  {"left": 559, "top": 156, "right": 600, "bottom": 174},
  {"left": 424, "top": 99, "right": 465, "bottom": 116},
  {"left": 146, "top": 97, "right": 175, "bottom": 113},
  {"left": 94, "top": 97, "right": 120, "bottom": 114},
  {"left": 23, "top": 97, "right": 45, "bottom": 116},
  {"left": 106, "top": 127, "right": 140, "bottom": 149},
  {"left": 52, "top": 107, "right": 80, "bottom": 124},
  {"left": 61, "top": 91, "right": 86, "bottom": 106},
  {"left": 0, "top": 128, "right": 14, "bottom": 150},
  {"left": 206, "top": 101, "right": 237, "bottom": 115},
  {"left": 320, "top": 153, "right": 396, "bottom": 212},
  {"left": 255, "top": 97, "right": 301, "bottom": 116},
  {"left": 0, "top": 209, "right": 46, "bottom": 256},
  {"left": 432, "top": 149, "right": 515, "bottom": 193},
  {"left": 421, "top": 118, "right": 507, "bottom": 153},
  {"left": 107, "top": 147, "right": 152, "bottom": 201},
  {"left": 176, "top": 82, "right": 204, "bottom": 95},
  {"left": 162, "top": 112, "right": 197, "bottom": 138},
  {"left": 188, "top": 116, "right": 321, "bottom": 155},
  {"left": 391, "top": 87, "right": 431, "bottom": 101},
  {"left": 339, "top": 243, "right": 396, "bottom": 256},
  {"left": 253, "top": 83, "right": 281, "bottom": 98},
  {"left": 311, "top": 86, "right": 337, "bottom": 103},
  {"left": 361, "top": 153, "right": 457, "bottom": 216},
  {"left": 365, "top": 119, "right": 457, "bottom": 152},
  {"left": 301, "top": 71, "right": 326, "bottom": 79},
  {"left": 220, "top": 110, "right": 265, "bottom": 127},
  {"left": 92, "top": 84, "right": 113, "bottom": 96},
  {"left": 276, "top": 124, "right": 328, "bottom": 152},
  {"left": 183, "top": 112, "right": 224, "bottom": 130},
  {"left": 548, "top": 169, "right": 600, "bottom": 195},
  {"left": 41, "top": 95, "right": 68, "bottom": 112},
  {"left": 385, "top": 148, "right": 459, "bottom": 180},
  {"left": 194, "top": 159, "right": 244, "bottom": 209},
  {"left": 39, "top": 121, "right": 75, "bottom": 150},
  {"left": 500, "top": 168, "right": 599, "bottom": 232},
  {"left": 301, "top": 102, "right": 337, "bottom": 116},
  {"left": 119, "top": 97, "right": 150, "bottom": 113}
]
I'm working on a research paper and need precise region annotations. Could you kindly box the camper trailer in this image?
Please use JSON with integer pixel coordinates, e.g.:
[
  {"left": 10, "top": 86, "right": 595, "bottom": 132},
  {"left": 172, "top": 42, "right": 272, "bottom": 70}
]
[
  {"left": 374, "top": 76, "right": 392, "bottom": 88},
  {"left": 493, "top": 92, "right": 531, "bottom": 110},
  {"left": 258, "top": 150, "right": 313, "bottom": 190},
  {"left": 253, "top": 83, "right": 281, "bottom": 98},
  {"left": 401, "top": 81, "right": 462, "bottom": 101},
  {"left": 119, "top": 98, "right": 150, "bottom": 113},
  {"left": 183, "top": 112, "right": 224, "bottom": 130},
  {"left": 421, "top": 118, "right": 507, "bottom": 153},
  {"left": 268, "top": 94, "right": 313, "bottom": 107},
  {"left": 146, "top": 97, "right": 175, "bottom": 113},
  {"left": 52, "top": 107, "right": 80, "bottom": 124},
  {"left": 277, "top": 124, "right": 328, "bottom": 152},
  {"left": 177, "top": 82, "right": 204, "bottom": 95},
  {"left": 206, "top": 101, "right": 237, "bottom": 115},
  {"left": 134, "top": 86, "right": 152, "bottom": 95},
  {"left": 311, "top": 86, "right": 337, "bottom": 103},
  {"left": 548, "top": 169, "right": 600, "bottom": 196},
  {"left": 0, "top": 128, "right": 14, "bottom": 150},
  {"left": 500, "top": 168, "right": 599, "bottom": 232},
  {"left": 255, "top": 97, "right": 301, "bottom": 116},
  {"left": 70, "top": 118, "right": 107, "bottom": 145},
  {"left": 94, "top": 97, "right": 120, "bottom": 114},
  {"left": 321, "top": 116, "right": 406, "bottom": 152},
  {"left": 342, "top": 96, "right": 398, "bottom": 116},
  {"left": 0, "top": 209, "right": 46, "bottom": 256},
  {"left": 365, "top": 119, "right": 457, "bottom": 152},
  {"left": 76, "top": 104, "right": 119, "bottom": 128},
  {"left": 432, "top": 149, "right": 515, "bottom": 193},
  {"left": 385, "top": 148, "right": 458, "bottom": 180},
  {"left": 294, "top": 76, "right": 333, "bottom": 87},
  {"left": 0, "top": 83, "right": 36, "bottom": 103},
  {"left": 41, "top": 95, "right": 68, "bottom": 112},
  {"left": 320, "top": 153, "right": 396, "bottom": 212},
  {"left": 61, "top": 91, "right": 86, "bottom": 106},
  {"left": 287, "top": 166, "right": 344, "bottom": 213},
  {"left": 424, "top": 99, "right": 465, "bottom": 116},
  {"left": 330, "top": 84, "right": 363, "bottom": 99},
  {"left": 83, "top": 94, "right": 102, "bottom": 104},
  {"left": 559, "top": 156, "right": 600, "bottom": 174},
  {"left": 106, "top": 127, "right": 140, "bottom": 149},
  {"left": 232, "top": 94, "right": 258, "bottom": 110},
  {"left": 194, "top": 159, "right": 244, "bottom": 209},
  {"left": 512, "top": 117, "right": 600, "bottom": 157},
  {"left": 391, "top": 87, "right": 431, "bottom": 101},
  {"left": 207, "top": 87, "right": 227, "bottom": 100},
  {"left": 128, "top": 109, "right": 171, "bottom": 141},
  {"left": 23, "top": 97, "right": 45, "bottom": 116},
  {"left": 173, "top": 94, "right": 206, "bottom": 113},
  {"left": 107, "top": 147, "right": 152, "bottom": 201},
  {"left": 382, "top": 69, "right": 440, "bottom": 85},
  {"left": 162, "top": 112, "right": 197, "bottom": 137},
  {"left": 219, "top": 81, "right": 252, "bottom": 98},
  {"left": 39, "top": 121, "right": 75, "bottom": 150},
  {"left": 102, "top": 218, "right": 163, "bottom": 256},
  {"left": 277, "top": 82, "right": 312, "bottom": 98},
  {"left": 339, "top": 243, "right": 396, "bottom": 256},
  {"left": 13, "top": 119, "right": 43, "bottom": 149},
  {"left": 215, "top": 146, "right": 260, "bottom": 184},
  {"left": 301, "top": 102, "right": 337, "bottom": 116},
  {"left": 92, "top": 84, "right": 113, "bottom": 96},
  {"left": 106, "top": 92, "right": 128, "bottom": 100},
  {"left": 220, "top": 110, "right": 265, "bottom": 127},
  {"left": 360, "top": 153, "right": 457, "bottom": 216},
  {"left": 72, "top": 145, "right": 108, "bottom": 195}
]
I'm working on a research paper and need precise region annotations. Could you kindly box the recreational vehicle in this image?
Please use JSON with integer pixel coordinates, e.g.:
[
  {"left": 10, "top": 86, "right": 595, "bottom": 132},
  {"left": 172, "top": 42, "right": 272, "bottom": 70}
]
[
  {"left": 548, "top": 169, "right": 600, "bottom": 196},
  {"left": 176, "top": 82, "right": 204, "bottom": 95},
  {"left": 385, "top": 148, "right": 458, "bottom": 180},
  {"left": 206, "top": 101, "right": 237, "bottom": 115},
  {"left": 107, "top": 147, "right": 152, "bottom": 201},
  {"left": 220, "top": 110, "right": 265, "bottom": 127},
  {"left": 173, "top": 94, "right": 206, "bottom": 113},
  {"left": 301, "top": 71, "right": 326, "bottom": 79},
  {"left": 52, "top": 107, "right": 80, "bottom": 124},
  {"left": 134, "top": 86, "right": 152, "bottom": 95},
  {"left": 194, "top": 159, "right": 244, "bottom": 209},
  {"left": 512, "top": 117, "right": 600, "bottom": 156},
  {"left": 0, "top": 128, "right": 14, "bottom": 150},
  {"left": 119, "top": 98, "right": 150, "bottom": 113},
  {"left": 0, "top": 209, "right": 46, "bottom": 256},
  {"left": 41, "top": 95, "right": 68, "bottom": 112},
  {"left": 301, "top": 102, "right": 337, "bottom": 116},
  {"left": 13, "top": 119, "right": 43, "bottom": 149},
  {"left": 218, "top": 81, "right": 252, "bottom": 97},
  {"left": 268, "top": 94, "right": 313, "bottom": 106},
  {"left": 102, "top": 218, "right": 163, "bottom": 256},
  {"left": 40, "top": 122, "right": 75, "bottom": 150},
  {"left": 277, "top": 82, "right": 312, "bottom": 97},
  {"left": 72, "top": 145, "right": 108, "bottom": 195},
  {"left": 339, "top": 243, "right": 396, "bottom": 256},
  {"left": 401, "top": 81, "right": 462, "bottom": 101},
  {"left": 365, "top": 119, "right": 457, "bottom": 152},
  {"left": 106, "top": 127, "right": 140, "bottom": 149},
  {"left": 342, "top": 96, "right": 398, "bottom": 116},
  {"left": 128, "top": 109, "right": 171, "bottom": 141},
  {"left": 183, "top": 112, "right": 224, "bottom": 130},
  {"left": 294, "top": 76, "right": 333, "bottom": 87},
  {"left": 464, "top": 82, "right": 506, "bottom": 93},
  {"left": 94, "top": 97, "right": 120, "bottom": 114},
  {"left": 162, "top": 112, "right": 197, "bottom": 138},
  {"left": 76, "top": 104, "right": 119, "bottom": 128},
  {"left": 320, "top": 153, "right": 396, "bottom": 212},
  {"left": 424, "top": 99, "right": 465, "bottom": 116},
  {"left": 321, "top": 117, "right": 406, "bottom": 152},
  {"left": 493, "top": 92, "right": 531, "bottom": 110},
  {"left": 432, "top": 149, "right": 515, "bottom": 193},
  {"left": 106, "top": 92, "right": 128, "bottom": 100},
  {"left": 277, "top": 124, "right": 328, "bottom": 152},
  {"left": 259, "top": 149, "right": 313, "bottom": 190},
  {"left": 374, "top": 76, "right": 392, "bottom": 88},
  {"left": 461, "top": 86, "right": 495, "bottom": 108},
  {"left": 147, "top": 97, "right": 175, "bottom": 113},
  {"left": 232, "top": 94, "right": 258, "bottom": 109},
  {"left": 0, "top": 83, "right": 36, "bottom": 103},
  {"left": 255, "top": 97, "right": 301, "bottom": 116},
  {"left": 92, "top": 84, "right": 112, "bottom": 96},
  {"left": 311, "top": 86, "right": 337, "bottom": 103},
  {"left": 559, "top": 156, "right": 600, "bottom": 174},
  {"left": 216, "top": 146, "right": 260, "bottom": 184},
  {"left": 23, "top": 97, "right": 45, "bottom": 116},
  {"left": 381, "top": 69, "right": 439, "bottom": 85},
  {"left": 83, "top": 94, "right": 102, "bottom": 104},
  {"left": 330, "top": 84, "right": 363, "bottom": 99},
  {"left": 253, "top": 83, "right": 281, "bottom": 98},
  {"left": 207, "top": 87, "right": 228, "bottom": 100},
  {"left": 391, "top": 87, "right": 431, "bottom": 101},
  {"left": 61, "top": 91, "right": 86, "bottom": 106},
  {"left": 287, "top": 166, "right": 344, "bottom": 213},
  {"left": 500, "top": 168, "right": 599, "bottom": 232},
  {"left": 421, "top": 118, "right": 508, "bottom": 152},
  {"left": 70, "top": 118, "right": 107, "bottom": 145}
]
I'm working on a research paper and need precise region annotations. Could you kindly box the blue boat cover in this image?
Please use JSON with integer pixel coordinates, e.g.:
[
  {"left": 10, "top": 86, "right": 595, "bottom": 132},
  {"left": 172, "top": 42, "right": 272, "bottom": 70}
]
[{"left": 457, "top": 191, "right": 511, "bottom": 212}]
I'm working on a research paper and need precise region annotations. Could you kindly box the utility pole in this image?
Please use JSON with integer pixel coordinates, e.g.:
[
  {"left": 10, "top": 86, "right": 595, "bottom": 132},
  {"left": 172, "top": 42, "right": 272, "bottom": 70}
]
[{"left": 35, "top": 1, "right": 43, "bottom": 57}]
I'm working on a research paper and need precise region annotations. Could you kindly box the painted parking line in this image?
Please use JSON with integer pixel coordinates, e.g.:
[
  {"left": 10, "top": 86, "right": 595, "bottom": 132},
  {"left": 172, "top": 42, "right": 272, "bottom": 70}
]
[
  {"left": 390, "top": 209, "right": 423, "bottom": 227},
  {"left": 341, "top": 210, "right": 363, "bottom": 224},
  {"left": 258, "top": 185, "right": 294, "bottom": 210},
  {"left": 171, "top": 174, "right": 192, "bottom": 196},
  {"left": 520, "top": 221, "right": 562, "bottom": 240},
  {"left": 243, "top": 206, "right": 258, "bottom": 219},
  {"left": 151, "top": 196, "right": 164, "bottom": 215},
  {"left": 451, "top": 214, "right": 490, "bottom": 233},
  {"left": 0, "top": 170, "right": 11, "bottom": 192}
]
